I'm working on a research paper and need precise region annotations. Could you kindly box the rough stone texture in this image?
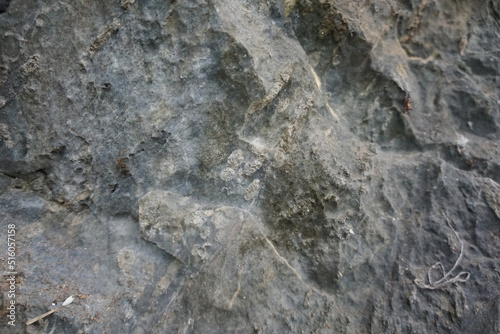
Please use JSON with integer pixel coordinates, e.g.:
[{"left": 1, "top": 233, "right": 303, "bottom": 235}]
[{"left": 0, "top": 0, "right": 499, "bottom": 333}]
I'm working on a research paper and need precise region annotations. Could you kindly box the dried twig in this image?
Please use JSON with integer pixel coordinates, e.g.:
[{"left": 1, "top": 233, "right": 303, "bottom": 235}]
[
  {"left": 414, "top": 213, "right": 471, "bottom": 290},
  {"left": 26, "top": 294, "right": 76, "bottom": 325},
  {"left": 26, "top": 309, "right": 57, "bottom": 325}
]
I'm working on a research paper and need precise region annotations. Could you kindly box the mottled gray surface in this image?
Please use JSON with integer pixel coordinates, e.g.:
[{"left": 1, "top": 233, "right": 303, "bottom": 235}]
[{"left": 0, "top": 0, "right": 499, "bottom": 333}]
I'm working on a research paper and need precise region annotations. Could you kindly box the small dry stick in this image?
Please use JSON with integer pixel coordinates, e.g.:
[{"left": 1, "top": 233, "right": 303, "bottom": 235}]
[
  {"left": 26, "top": 309, "right": 57, "bottom": 325},
  {"left": 414, "top": 213, "right": 471, "bottom": 290},
  {"left": 116, "top": 158, "right": 126, "bottom": 168}
]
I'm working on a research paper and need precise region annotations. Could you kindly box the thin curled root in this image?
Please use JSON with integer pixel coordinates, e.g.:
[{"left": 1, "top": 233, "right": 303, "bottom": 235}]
[{"left": 414, "top": 213, "right": 471, "bottom": 290}]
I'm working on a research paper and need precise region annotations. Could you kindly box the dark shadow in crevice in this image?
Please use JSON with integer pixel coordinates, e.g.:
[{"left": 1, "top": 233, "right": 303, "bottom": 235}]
[{"left": 0, "top": 0, "right": 12, "bottom": 14}]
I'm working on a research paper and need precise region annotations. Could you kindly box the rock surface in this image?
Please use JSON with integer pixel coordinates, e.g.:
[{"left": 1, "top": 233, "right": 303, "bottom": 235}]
[{"left": 0, "top": 0, "right": 499, "bottom": 333}]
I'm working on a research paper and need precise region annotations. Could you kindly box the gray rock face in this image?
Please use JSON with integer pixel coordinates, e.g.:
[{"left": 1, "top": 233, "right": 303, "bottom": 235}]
[{"left": 0, "top": 0, "right": 499, "bottom": 333}]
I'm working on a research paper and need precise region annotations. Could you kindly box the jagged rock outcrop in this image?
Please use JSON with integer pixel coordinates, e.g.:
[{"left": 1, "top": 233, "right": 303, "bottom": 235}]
[{"left": 0, "top": 0, "right": 499, "bottom": 333}]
